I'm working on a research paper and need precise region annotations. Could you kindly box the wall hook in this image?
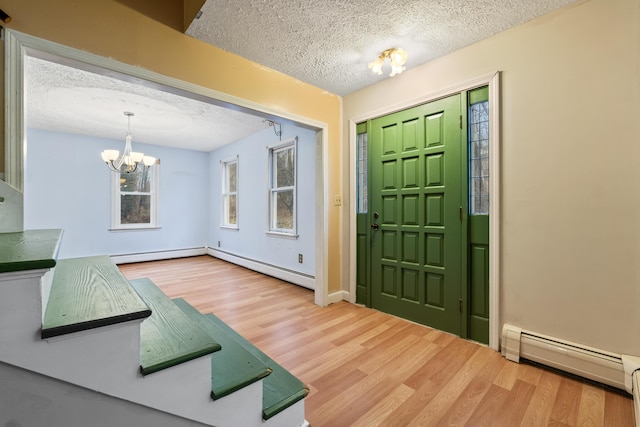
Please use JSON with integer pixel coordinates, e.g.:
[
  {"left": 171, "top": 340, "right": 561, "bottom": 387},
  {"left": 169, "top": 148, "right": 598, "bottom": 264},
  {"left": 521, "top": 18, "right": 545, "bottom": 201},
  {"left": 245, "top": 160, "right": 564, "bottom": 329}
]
[{"left": 264, "top": 119, "right": 283, "bottom": 141}]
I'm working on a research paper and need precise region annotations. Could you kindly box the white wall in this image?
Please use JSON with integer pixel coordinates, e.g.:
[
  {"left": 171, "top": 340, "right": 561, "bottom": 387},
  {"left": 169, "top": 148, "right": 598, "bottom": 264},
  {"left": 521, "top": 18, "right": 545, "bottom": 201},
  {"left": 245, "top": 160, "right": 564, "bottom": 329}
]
[
  {"left": 344, "top": 0, "right": 640, "bottom": 355},
  {"left": 25, "top": 129, "right": 210, "bottom": 259},
  {"left": 0, "top": 362, "right": 210, "bottom": 427},
  {"left": 209, "top": 125, "right": 316, "bottom": 276}
]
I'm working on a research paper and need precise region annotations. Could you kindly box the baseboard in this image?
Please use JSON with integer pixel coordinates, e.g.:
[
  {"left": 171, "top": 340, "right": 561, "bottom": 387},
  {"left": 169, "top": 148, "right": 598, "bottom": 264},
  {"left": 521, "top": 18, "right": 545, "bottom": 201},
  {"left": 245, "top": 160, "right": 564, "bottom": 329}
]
[
  {"left": 327, "top": 290, "right": 349, "bottom": 304},
  {"left": 207, "top": 248, "right": 315, "bottom": 290},
  {"left": 111, "top": 248, "right": 207, "bottom": 265},
  {"left": 501, "top": 324, "right": 626, "bottom": 391},
  {"left": 622, "top": 355, "right": 640, "bottom": 426}
]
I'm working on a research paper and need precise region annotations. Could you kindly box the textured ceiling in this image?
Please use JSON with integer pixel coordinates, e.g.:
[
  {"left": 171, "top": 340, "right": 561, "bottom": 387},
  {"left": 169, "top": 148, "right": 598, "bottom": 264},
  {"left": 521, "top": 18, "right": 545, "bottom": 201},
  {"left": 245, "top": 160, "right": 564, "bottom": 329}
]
[
  {"left": 187, "top": 0, "right": 578, "bottom": 96},
  {"left": 25, "top": 56, "right": 270, "bottom": 152},
  {"left": 26, "top": 0, "right": 579, "bottom": 150}
]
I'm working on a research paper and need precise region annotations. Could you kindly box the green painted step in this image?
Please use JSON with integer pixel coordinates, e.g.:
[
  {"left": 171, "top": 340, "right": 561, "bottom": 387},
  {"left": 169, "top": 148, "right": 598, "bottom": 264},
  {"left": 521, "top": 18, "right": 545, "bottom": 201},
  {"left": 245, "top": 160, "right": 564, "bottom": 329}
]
[
  {"left": 129, "top": 278, "right": 222, "bottom": 375},
  {"left": 42, "top": 255, "right": 151, "bottom": 339},
  {"left": 172, "top": 298, "right": 272, "bottom": 400},
  {"left": 0, "top": 229, "right": 62, "bottom": 273},
  {"left": 203, "top": 312, "right": 309, "bottom": 420},
  {"left": 172, "top": 298, "right": 308, "bottom": 420}
]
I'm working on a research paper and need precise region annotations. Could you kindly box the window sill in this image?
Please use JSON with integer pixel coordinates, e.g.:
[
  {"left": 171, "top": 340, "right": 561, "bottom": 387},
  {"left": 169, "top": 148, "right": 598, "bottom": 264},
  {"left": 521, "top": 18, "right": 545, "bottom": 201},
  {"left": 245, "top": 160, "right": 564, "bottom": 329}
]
[
  {"left": 220, "top": 225, "right": 239, "bottom": 231},
  {"left": 266, "top": 230, "right": 299, "bottom": 239},
  {"left": 109, "top": 226, "right": 162, "bottom": 232}
]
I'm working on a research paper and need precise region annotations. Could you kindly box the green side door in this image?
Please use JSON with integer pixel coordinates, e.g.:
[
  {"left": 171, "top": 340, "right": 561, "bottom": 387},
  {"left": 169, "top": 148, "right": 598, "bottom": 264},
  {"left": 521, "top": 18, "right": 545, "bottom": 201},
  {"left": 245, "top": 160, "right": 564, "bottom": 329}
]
[
  {"left": 467, "top": 86, "right": 490, "bottom": 344},
  {"left": 369, "top": 94, "right": 463, "bottom": 336},
  {"left": 355, "top": 122, "right": 370, "bottom": 305}
]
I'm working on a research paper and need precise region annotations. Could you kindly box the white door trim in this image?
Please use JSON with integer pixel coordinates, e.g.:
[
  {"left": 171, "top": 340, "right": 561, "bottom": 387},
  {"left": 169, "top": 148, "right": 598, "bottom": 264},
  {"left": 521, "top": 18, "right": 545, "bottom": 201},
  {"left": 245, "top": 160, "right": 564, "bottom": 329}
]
[{"left": 348, "top": 72, "right": 501, "bottom": 350}]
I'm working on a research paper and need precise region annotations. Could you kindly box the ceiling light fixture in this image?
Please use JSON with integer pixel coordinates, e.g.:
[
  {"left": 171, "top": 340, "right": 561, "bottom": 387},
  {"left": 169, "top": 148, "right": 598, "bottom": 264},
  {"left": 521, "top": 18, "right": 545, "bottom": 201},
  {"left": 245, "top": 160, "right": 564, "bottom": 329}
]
[
  {"left": 101, "top": 112, "right": 156, "bottom": 173},
  {"left": 368, "top": 48, "right": 408, "bottom": 77}
]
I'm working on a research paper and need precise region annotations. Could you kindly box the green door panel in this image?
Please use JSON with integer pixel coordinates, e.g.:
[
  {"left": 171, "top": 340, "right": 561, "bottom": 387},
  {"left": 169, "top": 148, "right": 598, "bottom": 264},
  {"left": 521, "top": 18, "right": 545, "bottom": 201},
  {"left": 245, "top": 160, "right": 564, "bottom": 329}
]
[
  {"left": 369, "top": 94, "right": 463, "bottom": 336},
  {"left": 356, "top": 213, "right": 369, "bottom": 304},
  {"left": 468, "top": 215, "right": 489, "bottom": 344}
]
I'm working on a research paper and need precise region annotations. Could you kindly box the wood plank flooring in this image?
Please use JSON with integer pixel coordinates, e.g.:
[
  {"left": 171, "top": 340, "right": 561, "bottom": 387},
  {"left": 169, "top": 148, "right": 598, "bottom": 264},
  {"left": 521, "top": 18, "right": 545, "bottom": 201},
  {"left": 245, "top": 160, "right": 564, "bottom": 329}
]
[{"left": 119, "top": 256, "right": 635, "bottom": 427}]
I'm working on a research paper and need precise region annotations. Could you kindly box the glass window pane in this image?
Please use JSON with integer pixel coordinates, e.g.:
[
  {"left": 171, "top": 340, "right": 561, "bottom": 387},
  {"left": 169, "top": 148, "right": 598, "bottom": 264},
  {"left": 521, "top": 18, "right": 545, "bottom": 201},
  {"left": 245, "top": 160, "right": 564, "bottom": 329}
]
[
  {"left": 121, "top": 194, "right": 151, "bottom": 224},
  {"left": 224, "top": 194, "right": 237, "bottom": 225},
  {"left": 274, "top": 190, "right": 294, "bottom": 229},
  {"left": 275, "top": 147, "right": 295, "bottom": 188},
  {"left": 120, "top": 167, "right": 151, "bottom": 193},
  {"left": 226, "top": 162, "right": 237, "bottom": 192},
  {"left": 469, "top": 100, "right": 489, "bottom": 215},
  {"left": 357, "top": 133, "right": 368, "bottom": 213}
]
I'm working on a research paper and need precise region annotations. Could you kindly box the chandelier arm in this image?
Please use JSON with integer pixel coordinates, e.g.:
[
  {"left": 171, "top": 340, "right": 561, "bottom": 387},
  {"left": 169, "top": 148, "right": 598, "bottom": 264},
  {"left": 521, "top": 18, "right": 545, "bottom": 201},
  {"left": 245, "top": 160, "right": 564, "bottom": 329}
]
[{"left": 106, "top": 161, "right": 120, "bottom": 173}]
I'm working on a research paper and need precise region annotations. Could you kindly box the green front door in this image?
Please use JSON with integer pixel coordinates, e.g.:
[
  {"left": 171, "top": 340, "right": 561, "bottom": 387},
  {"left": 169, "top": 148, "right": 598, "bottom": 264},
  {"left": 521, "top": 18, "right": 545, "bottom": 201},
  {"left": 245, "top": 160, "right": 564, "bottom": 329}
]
[{"left": 369, "top": 94, "right": 463, "bottom": 336}]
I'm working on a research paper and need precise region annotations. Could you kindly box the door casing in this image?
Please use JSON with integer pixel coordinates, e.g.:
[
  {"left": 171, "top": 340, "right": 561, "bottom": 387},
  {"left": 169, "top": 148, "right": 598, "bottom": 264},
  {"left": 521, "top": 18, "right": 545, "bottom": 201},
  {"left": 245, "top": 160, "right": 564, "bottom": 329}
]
[{"left": 348, "top": 72, "right": 501, "bottom": 350}]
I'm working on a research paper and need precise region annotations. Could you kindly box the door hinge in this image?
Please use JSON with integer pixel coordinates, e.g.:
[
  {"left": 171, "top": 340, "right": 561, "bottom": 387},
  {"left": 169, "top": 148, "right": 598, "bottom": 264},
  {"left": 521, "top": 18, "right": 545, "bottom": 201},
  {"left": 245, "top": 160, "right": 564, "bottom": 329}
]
[
  {"left": 459, "top": 299, "right": 463, "bottom": 313},
  {"left": 459, "top": 115, "right": 463, "bottom": 129},
  {"left": 459, "top": 206, "right": 463, "bottom": 222}
]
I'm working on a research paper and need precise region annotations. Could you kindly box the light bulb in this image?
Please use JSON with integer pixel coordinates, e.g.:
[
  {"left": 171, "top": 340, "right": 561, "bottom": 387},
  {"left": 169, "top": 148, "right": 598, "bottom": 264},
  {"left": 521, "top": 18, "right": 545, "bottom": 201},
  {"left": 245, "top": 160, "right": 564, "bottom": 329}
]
[
  {"left": 142, "top": 156, "right": 156, "bottom": 166},
  {"left": 130, "top": 152, "right": 144, "bottom": 163},
  {"left": 101, "top": 150, "right": 119, "bottom": 161}
]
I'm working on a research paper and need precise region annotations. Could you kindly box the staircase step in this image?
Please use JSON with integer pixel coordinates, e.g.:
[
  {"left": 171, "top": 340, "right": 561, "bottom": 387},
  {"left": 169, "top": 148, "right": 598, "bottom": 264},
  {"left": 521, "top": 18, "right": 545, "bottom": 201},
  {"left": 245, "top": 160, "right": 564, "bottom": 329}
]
[
  {"left": 129, "top": 278, "right": 221, "bottom": 375},
  {"left": 172, "top": 298, "right": 272, "bottom": 400},
  {"left": 0, "top": 229, "right": 62, "bottom": 273},
  {"left": 202, "top": 312, "right": 308, "bottom": 420},
  {"left": 42, "top": 255, "right": 151, "bottom": 339},
  {"left": 174, "top": 298, "right": 309, "bottom": 420}
]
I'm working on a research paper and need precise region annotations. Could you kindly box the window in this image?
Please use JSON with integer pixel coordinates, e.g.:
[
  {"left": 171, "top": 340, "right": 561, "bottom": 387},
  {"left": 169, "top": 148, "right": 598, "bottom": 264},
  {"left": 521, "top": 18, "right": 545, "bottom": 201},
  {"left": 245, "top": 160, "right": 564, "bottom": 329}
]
[
  {"left": 268, "top": 138, "right": 297, "bottom": 235},
  {"left": 112, "top": 163, "right": 159, "bottom": 229},
  {"left": 469, "top": 87, "right": 489, "bottom": 215},
  {"left": 356, "top": 126, "right": 368, "bottom": 214},
  {"left": 221, "top": 156, "right": 238, "bottom": 228}
]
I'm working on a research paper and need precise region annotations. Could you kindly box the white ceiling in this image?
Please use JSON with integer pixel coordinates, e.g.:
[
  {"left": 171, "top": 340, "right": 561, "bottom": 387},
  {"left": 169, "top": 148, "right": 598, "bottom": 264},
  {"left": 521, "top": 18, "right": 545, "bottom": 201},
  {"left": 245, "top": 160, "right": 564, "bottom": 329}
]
[
  {"left": 187, "top": 0, "right": 578, "bottom": 96},
  {"left": 25, "top": 0, "right": 578, "bottom": 150},
  {"left": 25, "top": 56, "right": 271, "bottom": 152}
]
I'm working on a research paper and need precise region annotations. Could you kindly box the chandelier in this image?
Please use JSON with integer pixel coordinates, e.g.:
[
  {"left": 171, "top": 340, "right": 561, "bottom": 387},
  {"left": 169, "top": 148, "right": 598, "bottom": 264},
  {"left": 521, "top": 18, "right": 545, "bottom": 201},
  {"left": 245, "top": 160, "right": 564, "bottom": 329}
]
[
  {"left": 101, "top": 112, "right": 156, "bottom": 173},
  {"left": 368, "top": 48, "right": 408, "bottom": 77}
]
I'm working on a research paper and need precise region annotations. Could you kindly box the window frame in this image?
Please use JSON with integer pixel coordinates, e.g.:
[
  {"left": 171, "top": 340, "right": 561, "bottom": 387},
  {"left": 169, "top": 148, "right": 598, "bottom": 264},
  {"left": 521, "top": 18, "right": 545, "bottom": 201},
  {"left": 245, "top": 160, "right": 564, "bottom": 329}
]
[
  {"left": 110, "top": 162, "right": 160, "bottom": 230},
  {"left": 267, "top": 137, "right": 298, "bottom": 237},
  {"left": 221, "top": 155, "right": 239, "bottom": 229}
]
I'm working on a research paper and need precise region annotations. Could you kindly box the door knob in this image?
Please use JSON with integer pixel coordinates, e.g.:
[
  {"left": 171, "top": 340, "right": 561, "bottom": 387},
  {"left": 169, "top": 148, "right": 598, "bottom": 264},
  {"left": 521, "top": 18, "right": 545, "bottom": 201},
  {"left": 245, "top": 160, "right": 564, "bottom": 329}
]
[{"left": 371, "top": 223, "right": 379, "bottom": 230}]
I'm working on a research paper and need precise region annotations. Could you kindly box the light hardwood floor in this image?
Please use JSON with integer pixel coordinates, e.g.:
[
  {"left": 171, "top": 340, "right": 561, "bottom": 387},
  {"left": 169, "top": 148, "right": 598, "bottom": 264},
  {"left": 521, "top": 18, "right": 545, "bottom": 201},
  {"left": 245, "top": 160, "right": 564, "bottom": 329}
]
[{"left": 119, "top": 256, "right": 635, "bottom": 427}]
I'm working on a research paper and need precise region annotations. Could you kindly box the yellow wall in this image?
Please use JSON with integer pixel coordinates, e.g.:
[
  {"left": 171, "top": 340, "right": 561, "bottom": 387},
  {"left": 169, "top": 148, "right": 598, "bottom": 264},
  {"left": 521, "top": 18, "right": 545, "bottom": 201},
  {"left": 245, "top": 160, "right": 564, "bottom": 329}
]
[
  {"left": 344, "top": 0, "right": 640, "bottom": 355},
  {"left": 116, "top": 0, "right": 185, "bottom": 31},
  {"left": 1, "top": 0, "right": 344, "bottom": 294}
]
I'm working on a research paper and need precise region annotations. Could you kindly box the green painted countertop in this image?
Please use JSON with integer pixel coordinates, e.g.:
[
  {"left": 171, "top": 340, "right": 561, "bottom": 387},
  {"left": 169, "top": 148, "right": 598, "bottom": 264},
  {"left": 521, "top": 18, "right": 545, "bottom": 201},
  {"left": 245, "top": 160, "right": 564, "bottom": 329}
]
[{"left": 0, "top": 229, "right": 63, "bottom": 273}]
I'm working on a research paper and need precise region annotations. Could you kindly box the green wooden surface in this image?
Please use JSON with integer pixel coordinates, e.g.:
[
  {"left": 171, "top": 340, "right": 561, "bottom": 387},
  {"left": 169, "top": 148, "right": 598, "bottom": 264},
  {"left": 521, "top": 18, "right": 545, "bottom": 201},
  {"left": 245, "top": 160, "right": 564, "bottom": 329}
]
[
  {"left": 42, "top": 255, "right": 151, "bottom": 339},
  {"left": 130, "top": 279, "right": 221, "bottom": 375},
  {"left": 0, "top": 229, "right": 62, "bottom": 273},
  {"left": 203, "top": 311, "right": 308, "bottom": 420},
  {"left": 468, "top": 214, "right": 490, "bottom": 344},
  {"left": 369, "top": 94, "right": 464, "bottom": 336},
  {"left": 171, "top": 298, "right": 271, "bottom": 400},
  {"left": 469, "top": 85, "right": 489, "bottom": 105},
  {"left": 466, "top": 89, "right": 490, "bottom": 344}
]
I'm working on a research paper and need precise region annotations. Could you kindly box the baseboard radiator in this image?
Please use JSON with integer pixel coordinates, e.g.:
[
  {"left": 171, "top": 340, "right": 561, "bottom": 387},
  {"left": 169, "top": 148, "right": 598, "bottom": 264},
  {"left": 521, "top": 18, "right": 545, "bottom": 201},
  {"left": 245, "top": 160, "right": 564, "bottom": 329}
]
[{"left": 501, "top": 324, "right": 632, "bottom": 391}]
